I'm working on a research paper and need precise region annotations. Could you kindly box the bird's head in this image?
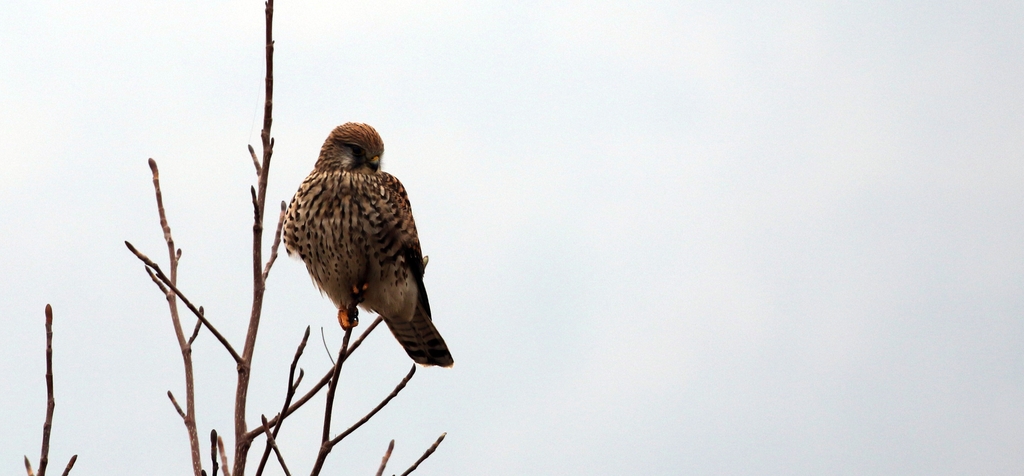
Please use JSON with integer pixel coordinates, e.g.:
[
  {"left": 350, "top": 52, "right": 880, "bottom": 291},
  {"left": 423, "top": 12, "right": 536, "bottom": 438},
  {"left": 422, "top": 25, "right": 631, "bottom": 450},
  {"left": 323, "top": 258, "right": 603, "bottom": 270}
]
[{"left": 315, "top": 122, "right": 385, "bottom": 174}]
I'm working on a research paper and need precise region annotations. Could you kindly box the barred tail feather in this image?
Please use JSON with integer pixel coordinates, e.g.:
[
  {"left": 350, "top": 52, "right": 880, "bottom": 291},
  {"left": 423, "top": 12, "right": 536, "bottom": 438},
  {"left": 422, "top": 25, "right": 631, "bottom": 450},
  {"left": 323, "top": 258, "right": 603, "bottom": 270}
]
[{"left": 384, "top": 308, "right": 453, "bottom": 367}]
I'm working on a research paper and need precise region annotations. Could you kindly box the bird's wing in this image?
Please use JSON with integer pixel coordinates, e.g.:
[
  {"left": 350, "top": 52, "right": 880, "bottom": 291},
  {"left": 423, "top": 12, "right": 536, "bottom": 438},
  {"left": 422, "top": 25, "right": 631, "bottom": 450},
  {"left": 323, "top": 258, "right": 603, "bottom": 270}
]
[{"left": 372, "top": 172, "right": 431, "bottom": 317}]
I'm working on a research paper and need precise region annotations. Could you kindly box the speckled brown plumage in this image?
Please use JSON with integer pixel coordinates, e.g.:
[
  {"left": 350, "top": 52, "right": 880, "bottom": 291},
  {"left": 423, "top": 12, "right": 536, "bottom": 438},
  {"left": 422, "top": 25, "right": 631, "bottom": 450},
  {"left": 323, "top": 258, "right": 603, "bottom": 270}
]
[{"left": 283, "top": 123, "right": 453, "bottom": 367}]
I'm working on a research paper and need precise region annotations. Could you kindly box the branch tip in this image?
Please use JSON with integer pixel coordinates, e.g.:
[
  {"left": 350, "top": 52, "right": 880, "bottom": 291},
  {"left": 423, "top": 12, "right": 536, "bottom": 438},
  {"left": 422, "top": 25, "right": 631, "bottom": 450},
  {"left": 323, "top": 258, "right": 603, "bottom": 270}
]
[
  {"left": 59, "top": 455, "right": 76, "bottom": 476},
  {"left": 399, "top": 432, "right": 447, "bottom": 476},
  {"left": 375, "top": 440, "right": 395, "bottom": 476}
]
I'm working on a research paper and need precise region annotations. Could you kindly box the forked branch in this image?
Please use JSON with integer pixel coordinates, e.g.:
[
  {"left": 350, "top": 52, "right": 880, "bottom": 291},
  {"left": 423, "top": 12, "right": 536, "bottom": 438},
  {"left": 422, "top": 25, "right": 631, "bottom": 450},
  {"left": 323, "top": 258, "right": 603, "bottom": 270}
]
[
  {"left": 126, "top": 241, "right": 242, "bottom": 364},
  {"left": 243, "top": 316, "right": 383, "bottom": 443},
  {"left": 309, "top": 365, "right": 418, "bottom": 475},
  {"left": 143, "top": 159, "right": 203, "bottom": 476}
]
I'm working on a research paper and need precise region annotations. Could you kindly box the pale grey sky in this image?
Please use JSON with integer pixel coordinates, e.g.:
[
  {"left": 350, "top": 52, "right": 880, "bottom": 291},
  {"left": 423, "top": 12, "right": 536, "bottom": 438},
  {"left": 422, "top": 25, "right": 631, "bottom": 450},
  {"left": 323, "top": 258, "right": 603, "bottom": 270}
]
[{"left": 2, "top": 1, "right": 1023, "bottom": 475}]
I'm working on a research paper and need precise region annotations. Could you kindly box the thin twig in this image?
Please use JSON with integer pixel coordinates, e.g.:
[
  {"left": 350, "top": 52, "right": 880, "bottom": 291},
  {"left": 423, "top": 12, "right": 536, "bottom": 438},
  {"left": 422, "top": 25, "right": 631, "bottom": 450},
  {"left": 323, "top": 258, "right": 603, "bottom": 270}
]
[
  {"left": 260, "top": 415, "right": 292, "bottom": 476},
  {"left": 320, "top": 327, "right": 335, "bottom": 365},
  {"left": 244, "top": 317, "right": 382, "bottom": 442},
  {"left": 37, "top": 304, "right": 55, "bottom": 476},
  {"left": 398, "top": 433, "right": 446, "bottom": 476},
  {"left": 25, "top": 456, "right": 34, "bottom": 476},
  {"left": 145, "top": 267, "right": 170, "bottom": 295},
  {"left": 248, "top": 144, "right": 262, "bottom": 176},
  {"left": 262, "top": 201, "right": 286, "bottom": 280},
  {"left": 187, "top": 316, "right": 203, "bottom": 346},
  {"left": 375, "top": 440, "right": 395, "bottom": 476},
  {"left": 58, "top": 455, "right": 76, "bottom": 476},
  {"left": 217, "top": 436, "right": 231, "bottom": 476},
  {"left": 255, "top": 327, "right": 310, "bottom": 476},
  {"left": 210, "top": 430, "right": 219, "bottom": 476},
  {"left": 326, "top": 365, "right": 417, "bottom": 448},
  {"left": 168, "top": 391, "right": 187, "bottom": 420},
  {"left": 126, "top": 241, "right": 242, "bottom": 364}
]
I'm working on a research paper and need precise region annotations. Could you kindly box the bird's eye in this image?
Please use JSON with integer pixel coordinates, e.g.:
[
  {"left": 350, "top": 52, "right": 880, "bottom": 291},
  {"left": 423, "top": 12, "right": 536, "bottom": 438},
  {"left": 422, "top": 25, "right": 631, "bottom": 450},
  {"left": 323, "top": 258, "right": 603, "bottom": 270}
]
[{"left": 348, "top": 144, "right": 365, "bottom": 158}]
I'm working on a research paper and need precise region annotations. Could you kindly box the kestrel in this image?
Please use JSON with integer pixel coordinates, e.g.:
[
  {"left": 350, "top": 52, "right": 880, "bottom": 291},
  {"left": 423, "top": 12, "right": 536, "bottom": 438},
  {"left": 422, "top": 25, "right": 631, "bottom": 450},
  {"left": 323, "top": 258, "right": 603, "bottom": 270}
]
[{"left": 283, "top": 123, "right": 453, "bottom": 367}]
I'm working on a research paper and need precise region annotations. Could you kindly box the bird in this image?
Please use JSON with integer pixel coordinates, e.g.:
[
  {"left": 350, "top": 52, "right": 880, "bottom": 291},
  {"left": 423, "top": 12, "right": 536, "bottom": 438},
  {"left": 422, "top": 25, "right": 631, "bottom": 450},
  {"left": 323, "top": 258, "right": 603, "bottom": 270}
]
[{"left": 282, "top": 122, "right": 453, "bottom": 367}]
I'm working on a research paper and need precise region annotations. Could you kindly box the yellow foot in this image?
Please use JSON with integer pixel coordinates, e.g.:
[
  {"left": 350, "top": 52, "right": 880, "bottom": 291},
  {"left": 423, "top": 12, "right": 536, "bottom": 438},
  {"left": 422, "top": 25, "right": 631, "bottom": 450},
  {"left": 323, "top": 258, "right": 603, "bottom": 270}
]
[{"left": 338, "top": 307, "right": 358, "bottom": 330}]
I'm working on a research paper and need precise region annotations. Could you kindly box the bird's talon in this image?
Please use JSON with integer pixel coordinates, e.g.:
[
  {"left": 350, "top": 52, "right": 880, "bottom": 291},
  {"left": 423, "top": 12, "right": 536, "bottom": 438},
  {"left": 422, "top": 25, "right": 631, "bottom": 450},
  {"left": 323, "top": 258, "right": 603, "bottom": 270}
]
[{"left": 338, "top": 307, "right": 359, "bottom": 330}]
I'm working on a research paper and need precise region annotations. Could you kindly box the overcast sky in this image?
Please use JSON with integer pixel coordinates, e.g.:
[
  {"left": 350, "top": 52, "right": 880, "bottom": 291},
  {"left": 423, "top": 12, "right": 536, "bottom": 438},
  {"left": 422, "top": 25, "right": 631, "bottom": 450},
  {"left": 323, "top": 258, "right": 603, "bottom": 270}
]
[{"left": 2, "top": 1, "right": 1023, "bottom": 475}]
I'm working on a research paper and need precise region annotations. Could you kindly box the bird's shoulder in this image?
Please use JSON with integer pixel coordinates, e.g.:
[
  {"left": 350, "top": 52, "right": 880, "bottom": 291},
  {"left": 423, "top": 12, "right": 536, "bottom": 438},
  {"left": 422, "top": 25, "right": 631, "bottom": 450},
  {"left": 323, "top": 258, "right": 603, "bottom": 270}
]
[{"left": 372, "top": 172, "right": 412, "bottom": 211}]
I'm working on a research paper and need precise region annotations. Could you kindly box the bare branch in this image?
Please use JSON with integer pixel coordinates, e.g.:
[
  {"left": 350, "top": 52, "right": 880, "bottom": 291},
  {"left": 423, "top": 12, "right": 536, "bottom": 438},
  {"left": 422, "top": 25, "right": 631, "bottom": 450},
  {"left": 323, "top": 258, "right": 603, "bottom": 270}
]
[
  {"left": 59, "top": 455, "right": 77, "bottom": 476},
  {"left": 244, "top": 316, "right": 383, "bottom": 442},
  {"left": 143, "top": 159, "right": 203, "bottom": 476},
  {"left": 262, "top": 201, "right": 286, "bottom": 280},
  {"left": 232, "top": 1, "right": 276, "bottom": 472},
  {"left": 309, "top": 365, "right": 417, "bottom": 475},
  {"left": 375, "top": 440, "right": 395, "bottom": 476},
  {"left": 126, "top": 241, "right": 242, "bottom": 364},
  {"left": 37, "top": 304, "right": 55, "bottom": 476},
  {"left": 168, "top": 391, "right": 187, "bottom": 420},
  {"left": 321, "top": 329, "right": 352, "bottom": 443},
  {"left": 248, "top": 144, "right": 262, "bottom": 176},
  {"left": 327, "top": 365, "right": 417, "bottom": 448},
  {"left": 309, "top": 328, "right": 353, "bottom": 476},
  {"left": 259, "top": 415, "right": 292, "bottom": 476},
  {"left": 398, "top": 433, "right": 446, "bottom": 476},
  {"left": 24, "top": 456, "right": 34, "bottom": 476}
]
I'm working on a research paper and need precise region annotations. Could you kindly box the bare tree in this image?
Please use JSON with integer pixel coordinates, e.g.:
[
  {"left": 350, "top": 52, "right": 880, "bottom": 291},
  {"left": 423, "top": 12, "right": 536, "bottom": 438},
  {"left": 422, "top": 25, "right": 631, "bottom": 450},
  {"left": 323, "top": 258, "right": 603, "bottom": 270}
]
[{"left": 122, "top": 1, "right": 447, "bottom": 475}]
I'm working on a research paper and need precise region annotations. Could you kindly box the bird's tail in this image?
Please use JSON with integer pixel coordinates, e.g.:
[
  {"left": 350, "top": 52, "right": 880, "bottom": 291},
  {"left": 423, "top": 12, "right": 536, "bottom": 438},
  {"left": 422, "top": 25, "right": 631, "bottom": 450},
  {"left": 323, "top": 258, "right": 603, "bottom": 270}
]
[{"left": 384, "top": 306, "right": 453, "bottom": 367}]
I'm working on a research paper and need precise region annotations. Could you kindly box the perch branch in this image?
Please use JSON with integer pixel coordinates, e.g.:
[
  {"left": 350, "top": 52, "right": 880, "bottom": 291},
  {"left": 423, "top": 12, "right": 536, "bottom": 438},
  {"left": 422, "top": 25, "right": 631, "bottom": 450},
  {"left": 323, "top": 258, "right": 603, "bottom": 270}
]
[
  {"left": 308, "top": 328, "right": 353, "bottom": 476},
  {"left": 398, "top": 433, "right": 446, "bottom": 476},
  {"left": 321, "top": 329, "right": 352, "bottom": 443},
  {"left": 243, "top": 316, "right": 383, "bottom": 442},
  {"left": 310, "top": 365, "right": 417, "bottom": 475}
]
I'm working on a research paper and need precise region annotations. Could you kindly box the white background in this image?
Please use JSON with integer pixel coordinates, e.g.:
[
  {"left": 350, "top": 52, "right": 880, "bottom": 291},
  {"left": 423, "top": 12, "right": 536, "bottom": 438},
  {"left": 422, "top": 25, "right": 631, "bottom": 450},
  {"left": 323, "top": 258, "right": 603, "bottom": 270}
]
[{"left": 2, "top": 1, "right": 1022, "bottom": 474}]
